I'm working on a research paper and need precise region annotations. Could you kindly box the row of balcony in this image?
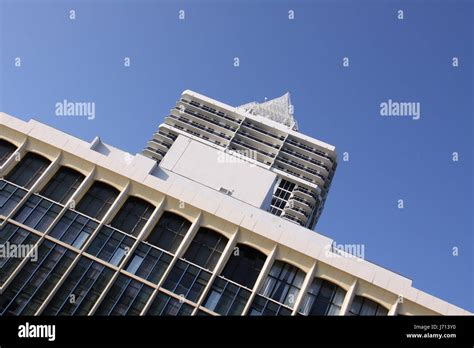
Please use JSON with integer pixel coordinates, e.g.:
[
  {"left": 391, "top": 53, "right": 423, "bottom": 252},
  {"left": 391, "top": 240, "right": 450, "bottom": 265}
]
[
  {"left": 285, "top": 137, "right": 334, "bottom": 164},
  {"left": 186, "top": 99, "right": 243, "bottom": 125}
]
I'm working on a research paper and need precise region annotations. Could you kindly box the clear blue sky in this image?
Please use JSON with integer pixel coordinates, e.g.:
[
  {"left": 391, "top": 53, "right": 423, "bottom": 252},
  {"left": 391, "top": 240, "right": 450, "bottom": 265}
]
[{"left": 1, "top": 0, "right": 472, "bottom": 311}]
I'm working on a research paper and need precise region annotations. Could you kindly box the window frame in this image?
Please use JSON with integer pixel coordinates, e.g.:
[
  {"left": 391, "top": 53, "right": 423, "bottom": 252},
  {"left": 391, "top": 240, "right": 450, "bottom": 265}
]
[
  {"left": 145, "top": 211, "right": 191, "bottom": 253},
  {"left": 76, "top": 181, "right": 119, "bottom": 221},
  {"left": 110, "top": 196, "right": 155, "bottom": 237},
  {"left": 0, "top": 139, "right": 17, "bottom": 166},
  {"left": 182, "top": 227, "right": 228, "bottom": 271},
  {"left": 348, "top": 295, "right": 389, "bottom": 316},
  {"left": 298, "top": 277, "right": 346, "bottom": 316},
  {"left": 39, "top": 166, "right": 85, "bottom": 204},
  {"left": 220, "top": 243, "right": 266, "bottom": 289},
  {"left": 258, "top": 260, "right": 306, "bottom": 308}
]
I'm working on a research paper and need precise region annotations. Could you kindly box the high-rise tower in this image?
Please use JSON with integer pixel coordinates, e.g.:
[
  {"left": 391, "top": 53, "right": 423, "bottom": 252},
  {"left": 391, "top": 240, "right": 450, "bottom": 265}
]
[{"left": 143, "top": 90, "right": 337, "bottom": 229}]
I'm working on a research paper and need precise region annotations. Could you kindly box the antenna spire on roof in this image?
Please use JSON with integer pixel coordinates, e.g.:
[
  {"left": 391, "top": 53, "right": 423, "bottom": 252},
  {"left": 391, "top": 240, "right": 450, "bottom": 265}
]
[{"left": 237, "top": 92, "right": 298, "bottom": 131}]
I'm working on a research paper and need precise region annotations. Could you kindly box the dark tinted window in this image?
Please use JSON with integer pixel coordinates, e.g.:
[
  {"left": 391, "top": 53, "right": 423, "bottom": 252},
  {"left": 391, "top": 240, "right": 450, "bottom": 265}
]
[
  {"left": 95, "top": 274, "right": 153, "bottom": 316},
  {"left": 299, "top": 278, "right": 346, "bottom": 315},
  {"left": 259, "top": 260, "right": 305, "bottom": 308},
  {"left": 40, "top": 167, "right": 85, "bottom": 204},
  {"left": 0, "top": 139, "right": 16, "bottom": 166},
  {"left": 0, "top": 223, "right": 40, "bottom": 287},
  {"left": 146, "top": 292, "right": 194, "bottom": 316},
  {"left": 348, "top": 295, "right": 388, "bottom": 316},
  {"left": 248, "top": 295, "right": 292, "bottom": 316},
  {"left": 221, "top": 244, "right": 266, "bottom": 288},
  {"left": 0, "top": 180, "right": 27, "bottom": 216},
  {"left": 203, "top": 277, "right": 251, "bottom": 315},
  {"left": 76, "top": 181, "right": 119, "bottom": 220},
  {"left": 111, "top": 196, "right": 155, "bottom": 236},
  {"left": 162, "top": 259, "right": 211, "bottom": 302},
  {"left": 43, "top": 257, "right": 114, "bottom": 315},
  {"left": 124, "top": 243, "right": 173, "bottom": 284},
  {"left": 0, "top": 241, "right": 76, "bottom": 315},
  {"left": 86, "top": 226, "right": 135, "bottom": 266},
  {"left": 6, "top": 152, "right": 51, "bottom": 189},
  {"left": 49, "top": 210, "right": 98, "bottom": 249},
  {"left": 12, "top": 195, "right": 62, "bottom": 232},
  {"left": 145, "top": 212, "right": 190, "bottom": 253},
  {"left": 183, "top": 227, "right": 227, "bottom": 270}
]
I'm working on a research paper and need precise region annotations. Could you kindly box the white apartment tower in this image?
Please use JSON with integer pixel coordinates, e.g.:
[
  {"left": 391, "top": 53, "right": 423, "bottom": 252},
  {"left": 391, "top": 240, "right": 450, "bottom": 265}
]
[{"left": 143, "top": 90, "right": 337, "bottom": 229}]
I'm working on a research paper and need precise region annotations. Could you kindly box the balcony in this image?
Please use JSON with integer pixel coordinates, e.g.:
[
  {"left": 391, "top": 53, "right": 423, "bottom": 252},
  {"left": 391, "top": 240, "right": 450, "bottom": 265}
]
[
  {"left": 184, "top": 99, "right": 242, "bottom": 125},
  {"left": 285, "top": 138, "right": 334, "bottom": 164}
]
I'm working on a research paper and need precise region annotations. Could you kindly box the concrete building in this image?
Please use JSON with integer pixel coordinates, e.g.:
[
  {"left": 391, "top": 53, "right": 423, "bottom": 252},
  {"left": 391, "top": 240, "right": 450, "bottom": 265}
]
[{"left": 0, "top": 91, "right": 470, "bottom": 316}]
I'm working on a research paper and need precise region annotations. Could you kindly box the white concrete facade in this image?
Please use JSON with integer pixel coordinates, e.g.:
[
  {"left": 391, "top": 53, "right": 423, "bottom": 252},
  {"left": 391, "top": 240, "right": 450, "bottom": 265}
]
[{"left": 159, "top": 134, "right": 277, "bottom": 208}]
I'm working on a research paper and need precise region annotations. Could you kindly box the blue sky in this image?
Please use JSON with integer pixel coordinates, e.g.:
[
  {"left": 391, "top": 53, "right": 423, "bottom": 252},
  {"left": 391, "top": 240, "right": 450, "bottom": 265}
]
[{"left": 1, "top": 0, "right": 472, "bottom": 311}]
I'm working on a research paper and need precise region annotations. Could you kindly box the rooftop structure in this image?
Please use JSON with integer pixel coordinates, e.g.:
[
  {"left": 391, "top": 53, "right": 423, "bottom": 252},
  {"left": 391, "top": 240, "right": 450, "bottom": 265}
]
[{"left": 143, "top": 90, "right": 337, "bottom": 229}]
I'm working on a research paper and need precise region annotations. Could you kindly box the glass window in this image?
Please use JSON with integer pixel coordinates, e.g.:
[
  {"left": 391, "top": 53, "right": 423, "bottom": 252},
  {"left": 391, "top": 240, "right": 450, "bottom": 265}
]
[
  {"left": 126, "top": 254, "right": 144, "bottom": 274},
  {"left": 162, "top": 259, "right": 211, "bottom": 302},
  {"left": 95, "top": 274, "right": 153, "bottom": 316},
  {"left": 13, "top": 195, "right": 62, "bottom": 232},
  {"left": 76, "top": 181, "right": 119, "bottom": 220},
  {"left": 0, "top": 240, "right": 76, "bottom": 315},
  {"left": 0, "top": 223, "right": 40, "bottom": 287},
  {"left": 0, "top": 139, "right": 17, "bottom": 166},
  {"left": 48, "top": 210, "right": 98, "bottom": 249},
  {"left": 248, "top": 295, "right": 292, "bottom": 316},
  {"left": 111, "top": 196, "right": 154, "bottom": 237},
  {"left": 124, "top": 243, "right": 173, "bottom": 284},
  {"left": 86, "top": 226, "right": 135, "bottom": 267},
  {"left": 40, "top": 167, "right": 85, "bottom": 204},
  {"left": 269, "top": 179, "right": 296, "bottom": 217},
  {"left": 5, "top": 152, "right": 51, "bottom": 189},
  {"left": 298, "top": 278, "right": 346, "bottom": 315},
  {"left": 145, "top": 292, "right": 194, "bottom": 316},
  {"left": 183, "top": 227, "right": 227, "bottom": 270},
  {"left": 259, "top": 260, "right": 305, "bottom": 308},
  {"left": 221, "top": 244, "right": 266, "bottom": 289},
  {"left": 0, "top": 180, "right": 27, "bottom": 216},
  {"left": 203, "top": 277, "right": 251, "bottom": 315},
  {"left": 348, "top": 295, "right": 388, "bottom": 316},
  {"left": 43, "top": 256, "right": 115, "bottom": 315},
  {"left": 145, "top": 212, "right": 191, "bottom": 253}
]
